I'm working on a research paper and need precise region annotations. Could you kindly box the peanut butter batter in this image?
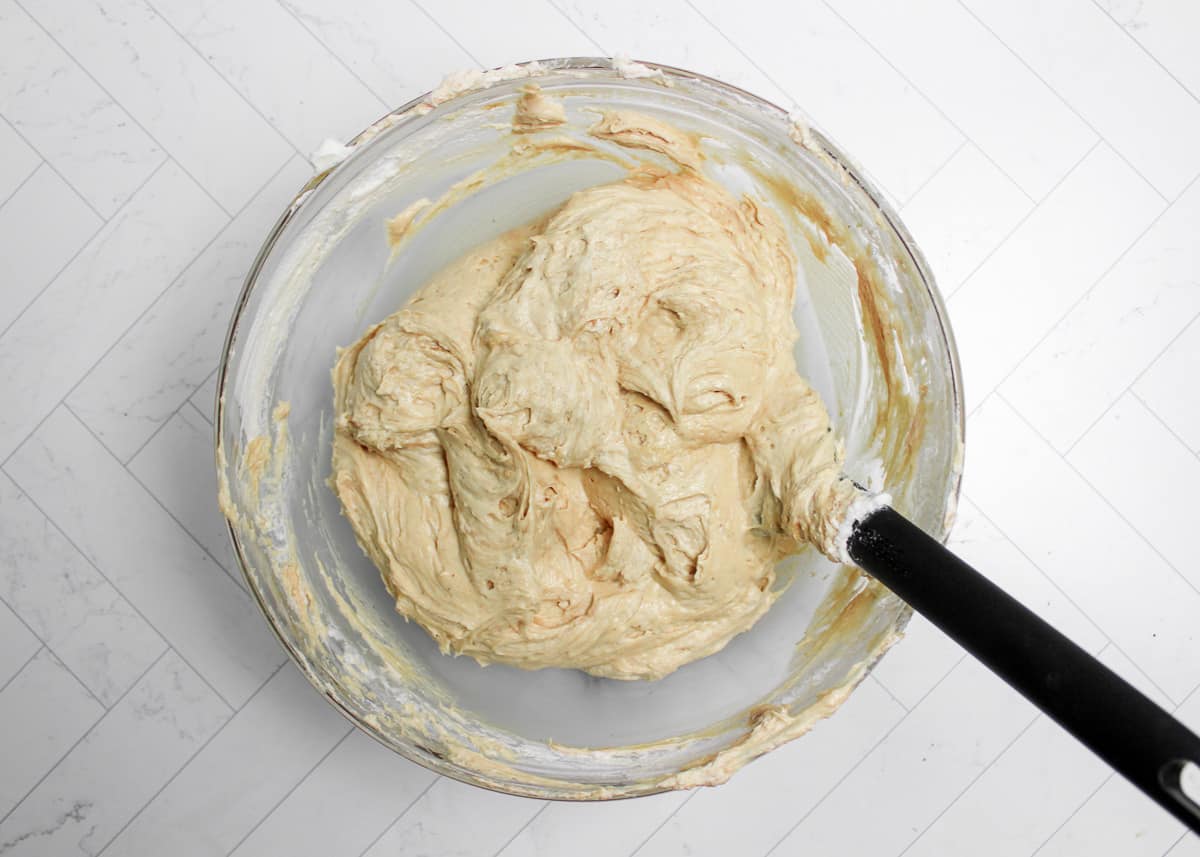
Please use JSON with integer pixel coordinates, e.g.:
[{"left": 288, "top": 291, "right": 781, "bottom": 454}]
[
  {"left": 331, "top": 112, "right": 858, "bottom": 680},
  {"left": 511, "top": 83, "right": 566, "bottom": 133}
]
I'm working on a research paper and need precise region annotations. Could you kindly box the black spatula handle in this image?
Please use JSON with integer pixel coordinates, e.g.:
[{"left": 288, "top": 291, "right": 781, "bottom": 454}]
[{"left": 848, "top": 505, "right": 1200, "bottom": 833}]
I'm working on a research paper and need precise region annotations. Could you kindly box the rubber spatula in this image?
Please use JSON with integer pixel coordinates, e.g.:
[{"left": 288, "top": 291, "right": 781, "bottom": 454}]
[{"left": 847, "top": 504, "right": 1200, "bottom": 833}]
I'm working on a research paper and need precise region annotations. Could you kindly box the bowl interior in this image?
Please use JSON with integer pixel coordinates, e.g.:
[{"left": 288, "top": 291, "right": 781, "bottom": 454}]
[{"left": 217, "top": 59, "right": 963, "bottom": 798}]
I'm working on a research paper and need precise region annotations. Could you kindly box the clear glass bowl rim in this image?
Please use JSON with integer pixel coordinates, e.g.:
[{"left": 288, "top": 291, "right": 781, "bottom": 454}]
[{"left": 213, "top": 56, "right": 966, "bottom": 800}]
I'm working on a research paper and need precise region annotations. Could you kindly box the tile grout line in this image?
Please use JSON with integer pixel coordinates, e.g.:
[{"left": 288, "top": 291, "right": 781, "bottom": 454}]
[
  {"left": 820, "top": 0, "right": 1037, "bottom": 205},
  {"left": 1170, "top": 165, "right": 1200, "bottom": 206},
  {"left": 1129, "top": 388, "right": 1200, "bottom": 460},
  {"left": 62, "top": 149, "right": 296, "bottom": 410},
  {"left": 895, "top": 710, "right": 1046, "bottom": 857},
  {"left": 63, "top": 401, "right": 247, "bottom": 590},
  {"left": 955, "top": 0, "right": 1170, "bottom": 204},
  {"left": 408, "top": 0, "right": 484, "bottom": 69},
  {"left": 1175, "top": 678, "right": 1200, "bottom": 713},
  {"left": 0, "top": 113, "right": 111, "bottom": 222},
  {"left": 11, "top": 0, "right": 236, "bottom": 218},
  {"left": 0, "top": 216, "right": 106, "bottom": 340},
  {"left": 898, "top": 138, "right": 970, "bottom": 211},
  {"left": 1032, "top": 686, "right": 1190, "bottom": 857},
  {"left": 955, "top": 477, "right": 1113, "bottom": 643},
  {"left": 1161, "top": 829, "right": 1191, "bottom": 857},
  {"left": 977, "top": 168, "right": 1198, "bottom": 416},
  {"left": 0, "top": 645, "right": 45, "bottom": 698},
  {"left": 625, "top": 791, "right": 698, "bottom": 857},
  {"left": 142, "top": 0, "right": 310, "bottom": 164},
  {"left": 122, "top": 393, "right": 206, "bottom": 468},
  {"left": 960, "top": 478, "right": 1111, "bottom": 652},
  {"left": 190, "top": 365, "right": 222, "bottom": 410},
  {"left": 1066, "top": 452, "right": 1200, "bottom": 605},
  {"left": 220, "top": 724, "right": 355, "bottom": 857},
  {"left": 0, "top": 648, "right": 170, "bottom": 830},
  {"left": 0, "top": 150, "right": 42, "bottom": 210},
  {"left": 1061, "top": 391, "right": 1141, "bottom": 459},
  {"left": 946, "top": 138, "right": 1102, "bottom": 301},
  {"left": 1087, "top": 0, "right": 1200, "bottom": 109},
  {"left": 868, "top": 671, "right": 910, "bottom": 713},
  {"left": 5, "top": 149, "right": 299, "bottom": 475},
  {"left": 487, "top": 801, "right": 550, "bottom": 857},
  {"left": 903, "top": 631, "right": 1173, "bottom": 854},
  {"left": 684, "top": 0, "right": 932, "bottom": 207},
  {"left": 998, "top": 393, "right": 1200, "bottom": 689},
  {"left": 1123, "top": 308, "right": 1200, "bottom": 391},
  {"left": 0, "top": 157, "right": 169, "bottom": 343},
  {"left": 1054, "top": 306, "right": 1200, "bottom": 461},
  {"left": 1026, "top": 768, "right": 1114, "bottom": 856},
  {"left": 1026, "top": 669, "right": 1197, "bottom": 857},
  {"left": 0, "top": 590, "right": 106, "bottom": 711},
  {"left": 626, "top": 656, "right": 955, "bottom": 857},
  {"left": 0, "top": 404, "right": 67, "bottom": 472},
  {"left": 354, "top": 776, "right": 444, "bottom": 857},
  {"left": 186, "top": 397, "right": 214, "bottom": 426},
  {"left": 0, "top": 459, "right": 239, "bottom": 713},
  {"left": 758, "top": 652, "right": 971, "bottom": 857},
  {"left": 1004, "top": 385, "right": 1200, "bottom": 603},
  {"left": 92, "top": 659, "right": 289, "bottom": 857},
  {"left": 271, "top": 0, "right": 396, "bottom": 109},
  {"left": 542, "top": 0, "right": 608, "bottom": 55},
  {"left": 265, "top": 0, "right": 389, "bottom": 113},
  {"left": 125, "top": 363, "right": 221, "bottom": 465},
  {"left": 680, "top": 0, "right": 797, "bottom": 105}
]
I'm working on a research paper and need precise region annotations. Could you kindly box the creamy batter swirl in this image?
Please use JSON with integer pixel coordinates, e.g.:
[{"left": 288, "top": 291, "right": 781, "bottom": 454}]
[{"left": 332, "top": 112, "right": 857, "bottom": 680}]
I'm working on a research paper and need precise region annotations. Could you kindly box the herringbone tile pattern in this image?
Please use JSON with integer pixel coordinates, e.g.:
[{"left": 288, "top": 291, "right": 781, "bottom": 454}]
[{"left": 1, "top": 1, "right": 1198, "bottom": 854}]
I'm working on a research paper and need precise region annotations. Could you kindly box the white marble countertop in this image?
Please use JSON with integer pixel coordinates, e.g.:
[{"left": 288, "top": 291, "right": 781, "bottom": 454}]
[{"left": 2, "top": 0, "right": 1199, "bottom": 855}]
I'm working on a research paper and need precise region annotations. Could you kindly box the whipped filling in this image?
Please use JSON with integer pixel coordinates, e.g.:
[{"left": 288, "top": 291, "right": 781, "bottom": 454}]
[{"left": 331, "top": 110, "right": 860, "bottom": 681}]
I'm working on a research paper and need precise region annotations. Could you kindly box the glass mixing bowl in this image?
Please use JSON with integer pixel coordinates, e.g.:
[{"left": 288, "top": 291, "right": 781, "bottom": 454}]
[{"left": 216, "top": 57, "right": 963, "bottom": 799}]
